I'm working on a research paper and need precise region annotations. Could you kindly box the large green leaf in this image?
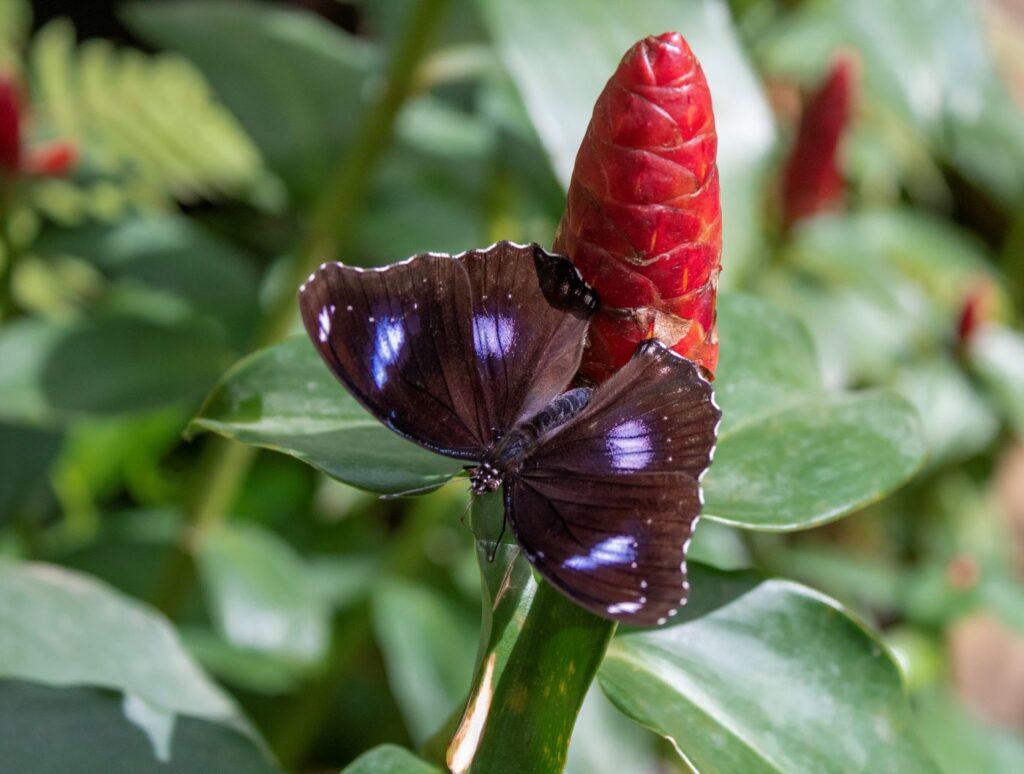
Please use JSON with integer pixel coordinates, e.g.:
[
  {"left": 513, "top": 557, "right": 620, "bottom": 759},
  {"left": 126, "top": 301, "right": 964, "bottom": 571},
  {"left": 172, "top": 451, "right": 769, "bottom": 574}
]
[
  {"left": 703, "top": 390, "right": 925, "bottom": 531},
  {"left": 969, "top": 325, "right": 1024, "bottom": 438},
  {"left": 706, "top": 293, "right": 926, "bottom": 530},
  {"left": 0, "top": 681, "right": 278, "bottom": 774},
  {"left": 916, "top": 690, "right": 1024, "bottom": 774},
  {"left": 599, "top": 567, "right": 938, "bottom": 773},
  {"left": 124, "top": 0, "right": 376, "bottom": 201},
  {"left": 343, "top": 744, "right": 441, "bottom": 774},
  {"left": 473, "top": 0, "right": 775, "bottom": 280},
  {"left": 0, "top": 315, "right": 229, "bottom": 426},
  {"left": 189, "top": 336, "right": 461, "bottom": 494},
  {"left": 371, "top": 579, "right": 477, "bottom": 745},
  {"left": 0, "top": 562, "right": 274, "bottom": 770},
  {"left": 0, "top": 423, "right": 61, "bottom": 523},
  {"left": 197, "top": 523, "right": 331, "bottom": 665},
  {"left": 32, "top": 215, "right": 260, "bottom": 347}
]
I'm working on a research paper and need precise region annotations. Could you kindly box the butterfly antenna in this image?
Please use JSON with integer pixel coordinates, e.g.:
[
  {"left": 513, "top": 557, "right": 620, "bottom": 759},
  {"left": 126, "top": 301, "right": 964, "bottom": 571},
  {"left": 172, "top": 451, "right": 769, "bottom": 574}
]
[
  {"left": 379, "top": 481, "right": 443, "bottom": 500},
  {"left": 486, "top": 516, "right": 508, "bottom": 564}
]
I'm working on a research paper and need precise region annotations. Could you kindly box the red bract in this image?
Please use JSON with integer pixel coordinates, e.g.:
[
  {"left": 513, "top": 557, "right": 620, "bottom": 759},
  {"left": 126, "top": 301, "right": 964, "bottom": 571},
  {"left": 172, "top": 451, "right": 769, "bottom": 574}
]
[
  {"left": 781, "top": 54, "right": 858, "bottom": 228},
  {"left": 553, "top": 32, "right": 722, "bottom": 383},
  {"left": 0, "top": 77, "right": 21, "bottom": 174},
  {"left": 0, "top": 72, "right": 77, "bottom": 181}
]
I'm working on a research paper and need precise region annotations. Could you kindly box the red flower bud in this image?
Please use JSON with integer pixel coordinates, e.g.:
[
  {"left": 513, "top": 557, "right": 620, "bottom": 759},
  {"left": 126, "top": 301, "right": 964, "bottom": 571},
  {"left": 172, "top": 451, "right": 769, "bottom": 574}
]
[
  {"left": 0, "top": 76, "right": 22, "bottom": 174},
  {"left": 781, "top": 54, "right": 858, "bottom": 227},
  {"left": 553, "top": 32, "right": 722, "bottom": 382},
  {"left": 23, "top": 142, "right": 78, "bottom": 177},
  {"left": 956, "top": 279, "right": 997, "bottom": 347},
  {"left": 0, "top": 72, "right": 77, "bottom": 181}
]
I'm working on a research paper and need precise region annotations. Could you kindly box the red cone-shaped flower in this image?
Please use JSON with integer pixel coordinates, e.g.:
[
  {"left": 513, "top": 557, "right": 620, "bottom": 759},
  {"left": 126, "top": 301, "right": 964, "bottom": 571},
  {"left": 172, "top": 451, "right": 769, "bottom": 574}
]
[
  {"left": 781, "top": 54, "right": 858, "bottom": 227},
  {"left": 554, "top": 32, "right": 721, "bottom": 383}
]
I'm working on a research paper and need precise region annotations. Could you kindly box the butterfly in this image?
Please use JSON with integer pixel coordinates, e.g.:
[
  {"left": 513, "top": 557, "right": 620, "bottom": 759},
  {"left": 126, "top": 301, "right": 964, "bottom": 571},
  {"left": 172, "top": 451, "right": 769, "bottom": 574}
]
[{"left": 298, "top": 241, "right": 720, "bottom": 625}]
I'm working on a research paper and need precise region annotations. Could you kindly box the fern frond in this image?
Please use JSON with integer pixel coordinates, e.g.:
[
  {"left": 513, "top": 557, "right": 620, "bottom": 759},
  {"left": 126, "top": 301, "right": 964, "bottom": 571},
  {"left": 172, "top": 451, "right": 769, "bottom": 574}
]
[{"left": 27, "top": 19, "right": 277, "bottom": 223}]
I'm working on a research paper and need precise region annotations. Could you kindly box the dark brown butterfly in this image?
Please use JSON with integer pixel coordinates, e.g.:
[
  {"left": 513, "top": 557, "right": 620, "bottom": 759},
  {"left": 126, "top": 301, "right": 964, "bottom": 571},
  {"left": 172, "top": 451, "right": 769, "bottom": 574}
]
[{"left": 298, "top": 241, "right": 720, "bottom": 625}]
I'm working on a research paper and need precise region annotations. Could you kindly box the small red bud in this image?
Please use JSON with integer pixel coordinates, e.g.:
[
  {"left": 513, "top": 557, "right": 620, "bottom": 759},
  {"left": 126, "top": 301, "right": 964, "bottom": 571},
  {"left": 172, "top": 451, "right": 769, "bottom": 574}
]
[
  {"left": 23, "top": 142, "right": 78, "bottom": 177},
  {"left": 956, "top": 279, "right": 997, "bottom": 347},
  {"left": 781, "top": 54, "right": 858, "bottom": 228},
  {"left": 554, "top": 32, "right": 722, "bottom": 382},
  {"left": 0, "top": 75, "right": 22, "bottom": 174}
]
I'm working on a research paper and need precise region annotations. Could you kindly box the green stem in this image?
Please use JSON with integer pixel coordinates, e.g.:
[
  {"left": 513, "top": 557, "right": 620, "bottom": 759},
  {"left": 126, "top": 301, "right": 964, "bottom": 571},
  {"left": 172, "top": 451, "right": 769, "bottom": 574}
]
[
  {"left": 443, "top": 493, "right": 615, "bottom": 773},
  {"left": 151, "top": 0, "right": 450, "bottom": 616},
  {"left": 0, "top": 210, "right": 19, "bottom": 321}
]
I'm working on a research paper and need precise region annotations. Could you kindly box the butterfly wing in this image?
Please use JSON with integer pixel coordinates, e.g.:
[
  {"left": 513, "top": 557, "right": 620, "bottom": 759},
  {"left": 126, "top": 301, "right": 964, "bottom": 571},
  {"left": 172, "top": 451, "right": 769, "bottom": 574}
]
[
  {"left": 298, "top": 241, "right": 596, "bottom": 459},
  {"left": 507, "top": 340, "right": 720, "bottom": 625}
]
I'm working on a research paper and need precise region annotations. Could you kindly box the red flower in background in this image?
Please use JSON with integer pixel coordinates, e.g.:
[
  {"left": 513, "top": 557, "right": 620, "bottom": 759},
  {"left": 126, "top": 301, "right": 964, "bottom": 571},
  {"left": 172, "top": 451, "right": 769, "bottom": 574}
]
[
  {"left": 781, "top": 54, "right": 858, "bottom": 228},
  {"left": 554, "top": 32, "right": 722, "bottom": 382},
  {"left": 0, "top": 73, "right": 77, "bottom": 181}
]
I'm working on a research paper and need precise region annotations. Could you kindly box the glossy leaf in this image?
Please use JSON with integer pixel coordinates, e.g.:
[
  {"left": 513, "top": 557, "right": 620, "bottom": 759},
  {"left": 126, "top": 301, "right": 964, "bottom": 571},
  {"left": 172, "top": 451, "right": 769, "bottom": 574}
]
[
  {"left": 474, "top": 0, "right": 775, "bottom": 280},
  {"left": 32, "top": 215, "right": 260, "bottom": 347},
  {"left": 915, "top": 690, "right": 1024, "bottom": 774},
  {"left": 189, "top": 336, "right": 461, "bottom": 494},
  {"left": 0, "top": 562, "right": 248, "bottom": 729},
  {"left": 0, "top": 681, "right": 278, "bottom": 774},
  {"left": 970, "top": 325, "right": 1024, "bottom": 438},
  {"left": 703, "top": 390, "right": 925, "bottom": 531},
  {"left": 0, "top": 423, "right": 61, "bottom": 522},
  {"left": 197, "top": 523, "right": 330, "bottom": 664},
  {"left": 0, "top": 315, "right": 228, "bottom": 426},
  {"left": 343, "top": 744, "right": 441, "bottom": 774},
  {"left": 124, "top": 0, "right": 375, "bottom": 200},
  {"left": 599, "top": 567, "right": 939, "bottom": 773},
  {"left": 708, "top": 293, "right": 926, "bottom": 530},
  {"left": 371, "top": 579, "right": 477, "bottom": 744}
]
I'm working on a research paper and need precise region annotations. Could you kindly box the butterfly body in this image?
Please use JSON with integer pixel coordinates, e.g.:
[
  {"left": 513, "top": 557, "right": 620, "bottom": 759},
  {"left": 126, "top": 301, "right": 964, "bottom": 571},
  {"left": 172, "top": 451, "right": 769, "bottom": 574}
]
[
  {"left": 299, "top": 241, "right": 720, "bottom": 625},
  {"left": 470, "top": 387, "right": 593, "bottom": 495}
]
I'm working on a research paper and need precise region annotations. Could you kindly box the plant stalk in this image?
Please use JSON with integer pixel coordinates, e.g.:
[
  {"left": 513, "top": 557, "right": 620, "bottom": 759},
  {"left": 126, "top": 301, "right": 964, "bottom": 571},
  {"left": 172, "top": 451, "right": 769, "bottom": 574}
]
[
  {"left": 152, "top": 0, "right": 450, "bottom": 615},
  {"left": 443, "top": 492, "right": 616, "bottom": 773}
]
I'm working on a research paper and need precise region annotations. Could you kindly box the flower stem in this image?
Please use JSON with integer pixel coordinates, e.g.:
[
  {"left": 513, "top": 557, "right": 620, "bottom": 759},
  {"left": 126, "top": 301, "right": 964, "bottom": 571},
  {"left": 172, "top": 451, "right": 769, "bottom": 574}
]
[
  {"left": 444, "top": 492, "right": 615, "bottom": 773},
  {"left": 151, "top": 0, "right": 450, "bottom": 616}
]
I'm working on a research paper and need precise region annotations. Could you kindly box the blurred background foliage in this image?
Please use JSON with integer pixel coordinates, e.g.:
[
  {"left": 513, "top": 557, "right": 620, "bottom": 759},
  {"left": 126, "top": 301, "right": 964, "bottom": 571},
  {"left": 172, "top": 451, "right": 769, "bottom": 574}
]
[{"left": 1, "top": 0, "right": 1023, "bottom": 771}]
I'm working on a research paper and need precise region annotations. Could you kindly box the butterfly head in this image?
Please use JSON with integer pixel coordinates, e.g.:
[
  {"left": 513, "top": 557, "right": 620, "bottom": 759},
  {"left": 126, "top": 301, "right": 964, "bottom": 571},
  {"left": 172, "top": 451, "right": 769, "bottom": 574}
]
[{"left": 469, "top": 461, "right": 503, "bottom": 495}]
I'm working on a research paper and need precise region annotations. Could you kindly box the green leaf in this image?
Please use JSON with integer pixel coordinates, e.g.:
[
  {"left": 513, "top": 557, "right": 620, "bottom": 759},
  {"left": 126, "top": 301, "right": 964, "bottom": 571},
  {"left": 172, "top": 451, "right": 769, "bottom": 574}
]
[
  {"left": 703, "top": 390, "right": 925, "bottom": 531},
  {"left": 915, "top": 690, "right": 1024, "bottom": 774},
  {"left": 969, "top": 325, "right": 1024, "bottom": 439},
  {"left": 474, "top": 0, "right": 776, "bottom": 280},
  {"left": 0, "top": 423, "right": 61, "bottom": 523},
  {"left": 708, "top": 292, "right": 926, "bottom": 530},
  {"left": 0, "top": 561, "right": 245, "bottom": 727},
  {"left": 343, "top": 744, "right": 441, "bottom": 774},
  {"left": 197, "top": 523, "right": 330, "bottom": 665},
  {"left": 189, "top": 336, "right": 461, "bottom": 495},
  {"left": 124, "top": 0, "right": 375, "bottom": 202},
  {"left": 714, "top": 293, "right": 821, "bottom": 435},
  {"left": 0, "top": 315, "right": 229, "bottom": 426},
  {"left": 566, "top": 686, "right": 661, "bottom": 774},
  {"left": 599, "top": 567, "right": 938, "bottom": 773},
  {"left": 0, "top": 681, "right": 278, "bottom": 774},
  {"left": 29, "top": 18, "right": 268, "bottom": 218},
  {"left": 32, "top": 215, "right": 260, "bottom": 347},
  {"left": 371, "top": 579, "right": 477, "bottom": 745}
]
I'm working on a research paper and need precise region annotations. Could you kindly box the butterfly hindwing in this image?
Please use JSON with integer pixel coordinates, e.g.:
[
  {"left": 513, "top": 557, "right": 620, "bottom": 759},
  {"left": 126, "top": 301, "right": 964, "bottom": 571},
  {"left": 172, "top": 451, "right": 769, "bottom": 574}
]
[
  {"left": 298, "top": 242, "right": 596, "bottom": 460},
  {"left": 508, "top": 341, "right": 720, "bottom": 625}
]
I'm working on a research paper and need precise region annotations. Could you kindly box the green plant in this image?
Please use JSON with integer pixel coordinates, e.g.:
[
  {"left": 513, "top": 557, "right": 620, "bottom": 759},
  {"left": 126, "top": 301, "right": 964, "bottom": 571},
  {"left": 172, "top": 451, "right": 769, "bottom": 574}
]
[{"left": 2, "top": 0, "right": 1023, "bottom": 772}]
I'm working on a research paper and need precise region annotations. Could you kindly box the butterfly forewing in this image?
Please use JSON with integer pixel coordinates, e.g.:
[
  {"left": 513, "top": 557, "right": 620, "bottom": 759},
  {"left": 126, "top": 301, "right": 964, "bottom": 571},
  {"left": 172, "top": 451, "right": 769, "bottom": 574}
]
[
  {"left": 298, "top": 242, "right": 596, "bottom": 460},
  {"left": 509, "top": 341, "right": 720, "bottom": 625}
]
